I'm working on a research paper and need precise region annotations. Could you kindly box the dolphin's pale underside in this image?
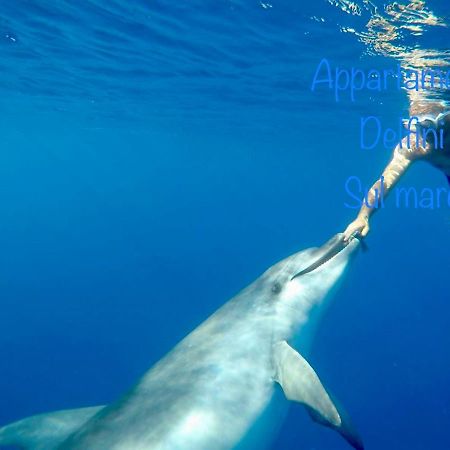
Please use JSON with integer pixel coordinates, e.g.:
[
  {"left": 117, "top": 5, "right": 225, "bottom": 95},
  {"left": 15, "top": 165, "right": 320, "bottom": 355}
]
[{"left": 0, "top": 234, "right": 362, "bottom": 450}]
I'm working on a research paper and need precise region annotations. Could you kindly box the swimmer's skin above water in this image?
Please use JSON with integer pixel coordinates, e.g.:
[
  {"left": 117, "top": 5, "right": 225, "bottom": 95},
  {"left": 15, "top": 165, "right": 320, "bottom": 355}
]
[{"left": 343, "top": 105, "right": 450, "bottom": 242}]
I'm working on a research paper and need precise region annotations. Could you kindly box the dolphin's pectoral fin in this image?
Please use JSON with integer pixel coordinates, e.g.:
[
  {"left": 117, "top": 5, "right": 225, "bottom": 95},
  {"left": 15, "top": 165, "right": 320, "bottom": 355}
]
[
  {"left": 273, "top": 341, "right": 364, "bottom": 450},
  {"left": 0, "top": 406, "right": 104, "bottom": 449},
  {"left": 305, "top": 398, "right": 364, "bottom": 450}
]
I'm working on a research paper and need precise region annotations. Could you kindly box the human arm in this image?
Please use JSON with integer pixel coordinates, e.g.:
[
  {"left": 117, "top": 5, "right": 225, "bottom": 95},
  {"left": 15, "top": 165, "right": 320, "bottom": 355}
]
[{"left": 343, "top": 141, "right": 413, "bottom": 241}]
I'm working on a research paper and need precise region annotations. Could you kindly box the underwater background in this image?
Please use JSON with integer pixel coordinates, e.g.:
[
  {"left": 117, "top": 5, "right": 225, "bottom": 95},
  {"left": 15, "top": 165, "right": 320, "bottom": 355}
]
[{"left": 0, "top": 1, "right": 449, "bottom": 449}]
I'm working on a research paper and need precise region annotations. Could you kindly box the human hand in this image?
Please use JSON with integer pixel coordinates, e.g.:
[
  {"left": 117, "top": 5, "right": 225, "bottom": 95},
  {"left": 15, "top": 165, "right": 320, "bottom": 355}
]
[{"left": 343, "top": 216, "right": 369, "bottom": 242}]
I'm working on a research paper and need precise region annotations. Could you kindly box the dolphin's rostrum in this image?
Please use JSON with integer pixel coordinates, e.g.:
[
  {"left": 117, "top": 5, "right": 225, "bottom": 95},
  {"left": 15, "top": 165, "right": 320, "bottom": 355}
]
[{"left": 0, "top": 233, "right": 362, "bottom": 450}]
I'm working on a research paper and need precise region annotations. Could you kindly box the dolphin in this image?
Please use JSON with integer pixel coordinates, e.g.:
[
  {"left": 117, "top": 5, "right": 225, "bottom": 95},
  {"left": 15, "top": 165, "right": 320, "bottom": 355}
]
[{"left": 0, "top": 233, "right": 362, "bottom": 450}]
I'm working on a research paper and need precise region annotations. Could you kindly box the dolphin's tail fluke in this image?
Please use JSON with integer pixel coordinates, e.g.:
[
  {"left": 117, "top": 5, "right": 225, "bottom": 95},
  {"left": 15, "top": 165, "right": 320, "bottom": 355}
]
[{"left": 0, "top": 406, "right": 103, "bottom": 449}]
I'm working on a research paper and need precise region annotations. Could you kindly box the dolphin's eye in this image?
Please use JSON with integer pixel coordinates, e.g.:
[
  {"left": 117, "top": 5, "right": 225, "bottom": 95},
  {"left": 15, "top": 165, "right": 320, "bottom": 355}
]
[{"left": 271, "top": 282, "right": 282, "bottom": 294}]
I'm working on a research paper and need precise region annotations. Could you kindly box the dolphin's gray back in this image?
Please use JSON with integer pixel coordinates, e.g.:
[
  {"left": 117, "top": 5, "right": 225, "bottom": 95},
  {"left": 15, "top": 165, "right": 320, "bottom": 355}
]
[{"left": 60, "top": 284, "right": 280, "bottom": 450}]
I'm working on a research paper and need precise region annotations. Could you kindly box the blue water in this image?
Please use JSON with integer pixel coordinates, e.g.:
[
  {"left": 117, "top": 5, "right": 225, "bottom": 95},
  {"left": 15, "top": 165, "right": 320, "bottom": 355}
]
[{"left": 0, "top": 1, "right": 449, "bottom": 449}]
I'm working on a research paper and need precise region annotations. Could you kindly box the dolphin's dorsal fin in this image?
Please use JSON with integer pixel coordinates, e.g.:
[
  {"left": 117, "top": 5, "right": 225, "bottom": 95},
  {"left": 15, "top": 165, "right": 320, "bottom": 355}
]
[
  {"left": 0, "top": 406, "right": 103, "bottom": 449},
  {"left": 273, "top": 341, "right": 364, "bottom": 450}
]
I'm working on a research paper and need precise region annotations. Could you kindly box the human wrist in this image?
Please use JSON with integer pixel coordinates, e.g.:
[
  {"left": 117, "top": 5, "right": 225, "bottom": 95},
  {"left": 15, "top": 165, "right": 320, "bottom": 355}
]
[{"left": 357, "top": 211, "right": 370, "bottom": 222}]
